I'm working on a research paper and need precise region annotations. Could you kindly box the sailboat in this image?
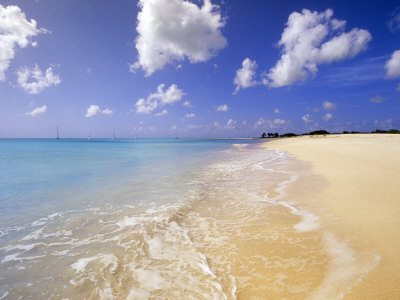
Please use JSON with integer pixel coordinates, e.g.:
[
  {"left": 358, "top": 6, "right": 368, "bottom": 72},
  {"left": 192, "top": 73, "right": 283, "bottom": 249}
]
[
  {"left": 55, "top": 127, "right": 60, "bottom": 140},
  {"left": 88, "top": 132, "right": 92, "bottom": 140},
  {"left": 112, "top": 131, "right": 116, "bottom": 140}
]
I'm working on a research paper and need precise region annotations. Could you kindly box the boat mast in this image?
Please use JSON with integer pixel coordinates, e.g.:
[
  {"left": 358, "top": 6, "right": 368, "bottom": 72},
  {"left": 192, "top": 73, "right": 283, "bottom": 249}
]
[{"left": 55, "top": 127, "right": 60, "bottom": 139}]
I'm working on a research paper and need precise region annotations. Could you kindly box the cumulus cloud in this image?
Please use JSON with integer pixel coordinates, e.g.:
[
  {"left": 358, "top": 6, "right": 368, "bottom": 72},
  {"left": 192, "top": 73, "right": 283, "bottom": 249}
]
[
  {"left": 322, "top": 113, "right": 334, "bottom": 122},
  {"left": 102, "top": 108, "right": 113, "bottom": 115},
  {"left": 213, "top": 121, "right": 220, "bottom": 127},
  {"left": 233, "top": 58, "right": 258, "bottom": 93},
  {"left": 16, "top": 64, "right": 60, "bottom": 94},
  {"left": 302, "top": 114, "right": 313, "bottom": 123},
  {"left": 226, "top": 119, "right": 237, "bottom": 129},
  {"left": 25, "top": 105, "right": 47, "bottom": 117},
  {"left": 136, "top": 83, "right": 185, "bottom": 114},
  {"left": 183, "top": 100, "right": 193, "bottom": 107},
  {"left": 265, "top": 9, "right": 371, "bottom": 87},
  {"left": 322, "top": 101, "right": 336, "bottom": 110},
  {"left": 369, "top": 95, "right": 386, "bottom": 103},
  {"left": 214, "top": 119, "right": 238, "bottom": 129},
  {"left": 0, "top": 5, "right": 48, "bottom": 81},
  {"left": 274, "top": 108, "right": 280, "bottom": 114},
  {"left": 387, "top": 7, "right": 400, "bottom": 33},
  {"left": 85, "top": 105, "right": 113, "bottom": 118},
  {"left": 155, "top": 109, "right": 168, "bottom": 116},
  {"left": 185, "top": 113, "right": 196, "bottom": 118},
  {"left": 385, "top": 50, "right": 400, "bottom": 78},
  {"left": 216, "top": 104, "right": 228, "bottom": 112},
  {"left": 133, "top": 0, "right": 227, "bottom": 76},
  {"left": 255, "top": 118, "right": 288, "bottom": 128}
]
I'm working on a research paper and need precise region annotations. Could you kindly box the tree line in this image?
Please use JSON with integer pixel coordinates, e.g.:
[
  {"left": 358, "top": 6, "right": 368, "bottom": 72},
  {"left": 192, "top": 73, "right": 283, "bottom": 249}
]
[{"left": 260, "top": 129, "right": 400, "bottom": 138}]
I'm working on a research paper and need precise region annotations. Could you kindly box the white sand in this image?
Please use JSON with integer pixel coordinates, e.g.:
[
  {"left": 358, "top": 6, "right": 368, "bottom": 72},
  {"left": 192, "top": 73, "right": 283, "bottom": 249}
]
[{"left": 265, "top": 134, "right": 400, "bottom": 299}]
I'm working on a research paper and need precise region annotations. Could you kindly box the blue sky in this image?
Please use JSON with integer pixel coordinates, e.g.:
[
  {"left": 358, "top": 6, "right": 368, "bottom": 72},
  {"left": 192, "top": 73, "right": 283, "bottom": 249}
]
[{"left": 1, "top": 0, "right": 400, "bottom": 138}]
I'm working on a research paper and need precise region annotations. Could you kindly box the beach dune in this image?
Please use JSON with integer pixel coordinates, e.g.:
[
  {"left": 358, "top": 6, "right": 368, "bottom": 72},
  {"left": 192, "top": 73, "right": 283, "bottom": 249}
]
[{"left": 265, "top": 134, "right": 400, "bottom": 299}]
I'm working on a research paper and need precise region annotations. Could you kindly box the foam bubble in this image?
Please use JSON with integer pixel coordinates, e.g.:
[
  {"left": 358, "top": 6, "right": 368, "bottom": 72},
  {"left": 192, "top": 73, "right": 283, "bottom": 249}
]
[
  {"left": 308, "top": 232, "right": 380, "bottom": 300},
  {"left": 133, "top": 269, "right": 165, "bottom": 291},
  {"left": 71, "top": 256, "right": 98, "bottom": 273},
  {"left": 279, "top": 201, "right": 320, "bottom": 232}
]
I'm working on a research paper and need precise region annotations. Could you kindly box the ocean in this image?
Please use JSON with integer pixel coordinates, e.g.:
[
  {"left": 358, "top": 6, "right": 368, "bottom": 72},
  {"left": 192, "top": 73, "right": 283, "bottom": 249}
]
[{"left": 0, "top": 138, "right": 379, "bottom": 299}]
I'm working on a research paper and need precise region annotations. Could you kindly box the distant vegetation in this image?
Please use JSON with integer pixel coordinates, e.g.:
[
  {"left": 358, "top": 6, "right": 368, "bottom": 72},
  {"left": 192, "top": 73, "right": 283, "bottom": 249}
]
[
  {"left": 280, "top": 133, "right": 297, "bottom": 137},
  {"left": 260, "top": 128, "right": 400, "bottom": 138},
  {"left": 371, "top": 129, "right": 400, "bottom": 134},
  {"left": 306, "top": 130, "right": 330, "bottom": 135},
  {"left": 343, "top": 131, "right": 361, "bottom": 134}
]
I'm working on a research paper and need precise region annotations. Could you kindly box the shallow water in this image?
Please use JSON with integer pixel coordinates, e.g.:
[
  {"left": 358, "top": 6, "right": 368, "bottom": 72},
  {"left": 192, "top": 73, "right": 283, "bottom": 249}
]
[{"left": 0, "top": 139, "right": 379, "bottom": 299}]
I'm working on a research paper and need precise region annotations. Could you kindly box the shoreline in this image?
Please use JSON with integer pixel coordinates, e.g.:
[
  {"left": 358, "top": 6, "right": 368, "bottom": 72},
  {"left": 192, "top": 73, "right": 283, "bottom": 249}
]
[{"left": 264, "top": 133, "right": 400, "bottom": 299}]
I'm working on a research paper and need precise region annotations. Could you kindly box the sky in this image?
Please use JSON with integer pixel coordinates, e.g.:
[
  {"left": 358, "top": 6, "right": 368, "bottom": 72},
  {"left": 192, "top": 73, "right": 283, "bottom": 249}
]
[{"left": 1, "top": 0, "right": 400, "bottom": 138}]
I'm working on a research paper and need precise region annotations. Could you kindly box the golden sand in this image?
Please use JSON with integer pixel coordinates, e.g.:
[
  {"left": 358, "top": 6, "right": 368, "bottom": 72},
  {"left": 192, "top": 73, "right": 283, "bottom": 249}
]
[{"left": 265, "top": 134, "right": 400, "bottom": 299}]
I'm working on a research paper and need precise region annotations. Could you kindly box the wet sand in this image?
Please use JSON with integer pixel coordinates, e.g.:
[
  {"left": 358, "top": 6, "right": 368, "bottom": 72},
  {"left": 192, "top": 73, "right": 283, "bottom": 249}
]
[{"left": 265, "top": 134, "right": 400, "bottom": 299}]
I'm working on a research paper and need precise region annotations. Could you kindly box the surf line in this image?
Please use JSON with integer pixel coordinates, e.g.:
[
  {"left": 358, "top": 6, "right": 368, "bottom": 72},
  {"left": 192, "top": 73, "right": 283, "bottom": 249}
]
[
  {"left": 254, "top": 149, "right": 320, "bottom": 233},
  {"left": 256, "top": 149, "right": 381, "bottom": 299}
]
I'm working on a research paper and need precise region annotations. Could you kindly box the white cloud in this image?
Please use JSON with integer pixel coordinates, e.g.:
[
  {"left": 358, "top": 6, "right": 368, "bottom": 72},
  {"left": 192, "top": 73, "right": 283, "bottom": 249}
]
[
  {"left": 16, "top": 64, "right": 60, "bottom": 94},
  {"left": 265, "top": 9, "right": 371, "bottom": 87},
  {"left": 274, "top": 118, "right": 286, "bottom": 125},
  {"left": 274, "top": 108, "right": 280, "bottom": 114},
  {"left": 226, "top": 118, "right": 237, "bottom": 129},
  {"left": 302, "top": 114, "right": 313, "bottom": 123},
  {"left": 135, "top": 97, "right": 158, "bottom": 114},
  {"left": 369, "top": 95, "right": 386, "bottom": 103},
  {"left": 322, "top": 113, "right": 334, "bottom": 122},
  {"left": 155, "top": 109, "right": 168, "bottom": 116},
  {"left": 233, "top": 58, "right": 258, "bottom": 94},
  {"left": 25, "top": 105, "right": 47, "bottom": 117},
  {"left": 136, "top": 83, "right": 185, "bottom": 114},
  {"left": 133, "top": 0, "right": 227, "bottom": 76},
  {"left": 183, "top": 100, "right": 193, "bottom": 107},
  {"left": 322, "top": 101, "right": 336, "bottom": 110},
  {"left": 85, "top": 105, "right": 113, "bottom": 118},
  {"left": 216, "top": 104, "right": 228, "bottom": 112},
  {"left": 254, "top": 118, "right": 288, "bottom": 128},
  {"left": 387, "top": 7, "right": 400, "bottom": 33},
  {"left": 85, "top": 105, "right": 101, "bottom": 118},
  {"left": 102, "top": 108, "right": 113, "bottom": 115},
  {"left": 185, "top": 113, "right": 195, "bottom": 118},
  {"left": 0, "top": 5, "right": 48, "bottom": 81},
  {"left": 214, "top": 119, "right": 238, "bottom": 130},
  {"left": 255, "top": 118, "right": 266, "bottom": 128},
  {"left": 385, "top": 50, "right": 400, "bottom": 78}
]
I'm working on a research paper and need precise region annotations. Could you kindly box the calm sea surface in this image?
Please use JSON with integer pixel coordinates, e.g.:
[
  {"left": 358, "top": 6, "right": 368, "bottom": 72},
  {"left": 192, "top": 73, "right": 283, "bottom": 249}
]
[{"left": 0, "top": 138, "right": 259, "bottom": 298}]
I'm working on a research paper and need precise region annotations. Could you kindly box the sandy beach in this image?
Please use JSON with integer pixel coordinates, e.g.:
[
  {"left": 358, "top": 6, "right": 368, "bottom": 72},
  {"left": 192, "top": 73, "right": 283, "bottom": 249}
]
[{"left": 265, "top": 134, "right": 400, "bottom": 299}]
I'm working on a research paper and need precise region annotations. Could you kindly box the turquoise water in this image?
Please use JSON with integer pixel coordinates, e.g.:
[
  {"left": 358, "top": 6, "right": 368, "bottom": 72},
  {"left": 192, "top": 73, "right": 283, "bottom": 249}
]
[
  {"left": 0, "top": 139, "right": 256, "bottom": 228},
  {"left": 0, "top": 138, "right": 260, "bottom": 298}
]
